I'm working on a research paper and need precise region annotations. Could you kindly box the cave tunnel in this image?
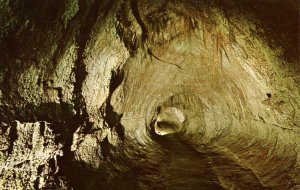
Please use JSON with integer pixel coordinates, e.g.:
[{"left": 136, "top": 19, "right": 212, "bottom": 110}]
[{"left": 0, "top": 0, "right": 299, "bottom": 189}]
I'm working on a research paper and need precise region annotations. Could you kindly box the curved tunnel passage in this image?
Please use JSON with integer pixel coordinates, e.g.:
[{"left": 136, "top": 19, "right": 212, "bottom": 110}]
[
  {"left": 72, "top": 36, "right": 300, "bottom": 189},
  {"left": 0, "top": 0, "right": 299, "bottom": 190}
]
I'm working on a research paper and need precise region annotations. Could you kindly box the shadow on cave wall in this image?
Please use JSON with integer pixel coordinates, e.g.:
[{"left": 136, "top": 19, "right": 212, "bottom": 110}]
[{"left": 217, "top": 0, "right": 299, "bottom": 65}]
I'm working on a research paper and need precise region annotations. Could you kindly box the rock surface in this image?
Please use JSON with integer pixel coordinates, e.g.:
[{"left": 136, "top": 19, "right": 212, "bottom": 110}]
[{"left": 0, "top": 0, "right": 299, "bottom": 189}]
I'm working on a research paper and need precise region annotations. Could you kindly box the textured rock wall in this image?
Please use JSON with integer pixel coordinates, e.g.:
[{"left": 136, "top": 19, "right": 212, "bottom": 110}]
[
  {"left": 0, "top": 0, "right": 299, "bottom": 189},
  {"left": 0, "top": 121, "right": 66, "bottom": 189}
]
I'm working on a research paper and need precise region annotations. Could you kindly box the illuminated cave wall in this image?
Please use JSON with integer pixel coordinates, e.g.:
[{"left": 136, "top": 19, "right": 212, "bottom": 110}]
[{"left": 0, "top": 0, "right": 299, "bottom": 189}]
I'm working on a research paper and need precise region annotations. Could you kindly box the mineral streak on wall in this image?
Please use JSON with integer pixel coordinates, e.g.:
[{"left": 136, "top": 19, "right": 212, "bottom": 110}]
[{"left": 0, "top": 0, "right": 299, "bottom": 190}]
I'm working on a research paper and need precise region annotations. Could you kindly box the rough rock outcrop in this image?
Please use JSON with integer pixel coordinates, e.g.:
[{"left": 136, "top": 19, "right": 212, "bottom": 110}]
[
  {"left": 0, "top": 0, "right": 299, "bottom": 189},
  {"left": 0, "top": 121, "right": 66, "bottom": 189}
]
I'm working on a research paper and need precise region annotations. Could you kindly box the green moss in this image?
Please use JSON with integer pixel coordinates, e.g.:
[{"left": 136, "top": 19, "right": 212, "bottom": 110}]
[
  {"left": 0, "top": 151, "right": 6, "bottom": 164},
  {"left": 62, "top": 0, "right": 79, "bottom": 28}
]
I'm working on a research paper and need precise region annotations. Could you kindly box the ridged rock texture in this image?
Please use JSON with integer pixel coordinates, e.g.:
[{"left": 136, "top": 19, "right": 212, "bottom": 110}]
[{"left": 0, "top": 0, "right": 299, "bottom": 189}]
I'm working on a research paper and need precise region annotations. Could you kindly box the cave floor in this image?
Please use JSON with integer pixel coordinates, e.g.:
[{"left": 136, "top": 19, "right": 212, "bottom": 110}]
[{"left": 164, "top": 135, "right": 224, "bottom": 190}]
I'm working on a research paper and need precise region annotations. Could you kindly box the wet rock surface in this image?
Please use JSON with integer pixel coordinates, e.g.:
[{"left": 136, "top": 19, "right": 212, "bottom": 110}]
[{"left": 0, "top": 0, "right": 299, "bottom": 189}]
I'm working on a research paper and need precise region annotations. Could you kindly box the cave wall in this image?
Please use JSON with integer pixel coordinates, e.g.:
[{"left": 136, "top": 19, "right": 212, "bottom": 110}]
[{"left": 0, "top": 0, "right": 299, "bottom": 189}]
